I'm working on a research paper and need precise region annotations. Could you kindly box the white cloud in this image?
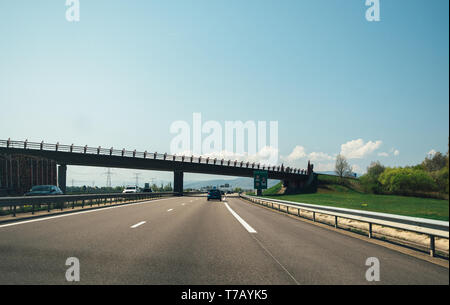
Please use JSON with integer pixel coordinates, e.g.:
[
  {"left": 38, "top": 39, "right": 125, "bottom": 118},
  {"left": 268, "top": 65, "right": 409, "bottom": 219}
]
[
  {"left": 285, "top": 145, "right": 307, "bottom": 161},
  {"left": 340, "top": 139, "right": 382, "bottom": 159},
  {"left": 393, "top": 149, "right": 400, "bottom": 156},
  {"left": 308, "top": 151, "right": 335, "bottom": 162},
  {"left": 377, "top": 152, "right": 389, "bottom": 157},
  {"left": 284, "top": 146, "right": 335, "bottom": 162},
  {"left": 427, "top": 149, "right": 437, "bottom": 157},
  {"left": 314, "top": 162, "right": 335, "bottom": 172}
]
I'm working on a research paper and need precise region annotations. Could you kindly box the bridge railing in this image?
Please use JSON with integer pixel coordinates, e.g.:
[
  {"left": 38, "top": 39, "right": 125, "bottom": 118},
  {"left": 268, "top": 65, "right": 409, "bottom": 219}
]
[
  {"left": 240, "top": 194, "right": 449, "bottom": 257},
  {"left": 0, "top": 192, "right": 178, "bottom": 219},
  {"left": 0, "top": 139, "right": 309, "bottom": 175}
]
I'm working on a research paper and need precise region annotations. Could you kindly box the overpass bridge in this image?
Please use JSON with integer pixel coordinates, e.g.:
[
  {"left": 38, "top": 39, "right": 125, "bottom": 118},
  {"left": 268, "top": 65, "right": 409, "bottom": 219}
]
[{"left": 0, "top": 139, "right": 315, "bottom": 194}]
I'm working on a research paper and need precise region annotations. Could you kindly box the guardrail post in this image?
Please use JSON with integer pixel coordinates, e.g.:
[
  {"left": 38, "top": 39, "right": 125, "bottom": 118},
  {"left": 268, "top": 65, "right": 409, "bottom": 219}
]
[
  {"left": 13, "top": 205, "right": 16, "bottom": 217},
  {"left": 430, "top": 235, "right": 435, "bottom": 257},
  {"left": 312, "top": 211, "right": 315, "bottom": 222},
  {"left": 334, "top": 216, "right": 338, "bottom": 228},
  {"left": 32, "top": 204, "right": 35, "bottom": 215},
  {"left": 368, "top": 223, "right": 373, "bottom": 238}
]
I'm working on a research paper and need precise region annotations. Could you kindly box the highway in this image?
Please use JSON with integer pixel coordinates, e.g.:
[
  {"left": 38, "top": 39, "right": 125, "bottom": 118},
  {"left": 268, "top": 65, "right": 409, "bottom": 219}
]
[{"left": 0, "top": 195, "right": 448, "bottom": 285}]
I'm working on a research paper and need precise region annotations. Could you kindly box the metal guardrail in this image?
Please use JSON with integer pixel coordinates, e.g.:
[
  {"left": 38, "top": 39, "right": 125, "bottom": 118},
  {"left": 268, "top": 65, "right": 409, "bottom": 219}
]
[
  {"left": 240, "top": 194, "right": 449, "bottom": 257},
  {"left": 0, "top": 192, "right": 178, "bottom": 218},
  {"left": 0, "top": 139, "right": 308, "bottom": 175}
]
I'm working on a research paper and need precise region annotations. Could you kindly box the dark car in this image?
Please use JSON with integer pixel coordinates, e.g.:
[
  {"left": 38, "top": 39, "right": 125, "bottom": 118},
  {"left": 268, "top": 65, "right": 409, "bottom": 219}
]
[
  {"left": 25, "top": 185, "right": 64, "bottom": 196},
  {"left": 207, "top": 189, "right": 222, "bottom": 201}
]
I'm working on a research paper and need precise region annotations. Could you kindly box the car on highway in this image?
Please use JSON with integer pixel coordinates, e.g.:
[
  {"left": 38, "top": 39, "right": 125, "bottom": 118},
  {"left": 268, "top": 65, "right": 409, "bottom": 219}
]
[
  {"left": 25, "top": 185, "right": 64, "bottom": 196},
  {"left": 142, "top": 187, "right": 153, "bottom": 193},
  {"left": 207, "top": 189, "right": 222, "bottom": 201},
  {"left": 122, "top": 186, "right": 140, "bottom": 194},
  {"left": 141, "top": 183, "right": 153, "bottom": 193}
]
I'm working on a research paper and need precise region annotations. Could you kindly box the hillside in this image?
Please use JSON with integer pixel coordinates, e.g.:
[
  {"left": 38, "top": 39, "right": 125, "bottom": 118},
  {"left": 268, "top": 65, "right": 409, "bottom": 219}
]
[{"left": 263, "top": 174, "right": 449, "bottom": 221}]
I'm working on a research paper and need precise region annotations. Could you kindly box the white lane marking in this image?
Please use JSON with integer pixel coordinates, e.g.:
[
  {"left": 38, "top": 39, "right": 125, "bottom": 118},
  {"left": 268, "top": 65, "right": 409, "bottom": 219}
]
[
  {"left": 167, "top": 209, "right": 173, "bottom": 212},
  {"left": 224, "top": 202, "right": 257, "bottom": 233},
  {"left": 0, "top": 197, "right": 176, "bottom": 229},
  {"left": 130, "top": 221, "right": 146, "bottom": 229}
]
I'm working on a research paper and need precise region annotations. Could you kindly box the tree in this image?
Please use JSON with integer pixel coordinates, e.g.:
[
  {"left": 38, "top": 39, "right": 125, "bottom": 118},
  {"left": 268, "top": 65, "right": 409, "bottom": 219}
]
[
  {"left": 335, "top": 154, "right": 352, "bottom": 178},
  {"left": 163, "top": 182, "right": 173, "bottom": 192},
  {"left": 420, "top": 147, "right": 449, "bottom": 194},
  {"left": 360, "top": 161, "right": 385, "bottom": 193},
  {"left": 422, "top": 151, "right": 448, "bottom": 172},
  {"left": 366, "top": 161, "right": 385, "bottom": 177}
]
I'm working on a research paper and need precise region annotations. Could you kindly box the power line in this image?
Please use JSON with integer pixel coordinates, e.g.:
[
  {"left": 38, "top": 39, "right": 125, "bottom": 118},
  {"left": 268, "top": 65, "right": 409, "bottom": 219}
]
[
  {"left": 133, "top": 173, "right": 142, "bottom": 187},
  {"left": 102, "top": 168, "right": 115, "bottom": 187}
]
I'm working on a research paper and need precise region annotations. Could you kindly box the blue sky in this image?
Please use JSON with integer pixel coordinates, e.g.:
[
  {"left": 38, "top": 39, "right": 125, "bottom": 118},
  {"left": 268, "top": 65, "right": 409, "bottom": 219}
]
[{"left": 0, "top": 1, "right": 448, "bottom": 186}]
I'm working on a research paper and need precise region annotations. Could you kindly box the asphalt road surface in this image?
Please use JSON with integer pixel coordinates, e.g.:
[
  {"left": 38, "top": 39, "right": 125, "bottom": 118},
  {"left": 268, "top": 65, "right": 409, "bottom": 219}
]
[{"left": 0, "top": 195, "right": 448, "bottom": 284}]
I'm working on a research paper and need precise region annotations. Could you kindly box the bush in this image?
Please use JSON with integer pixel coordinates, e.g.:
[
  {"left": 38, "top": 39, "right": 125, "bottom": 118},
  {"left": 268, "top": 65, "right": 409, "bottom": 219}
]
[
  {"left": 432, "top": 166, "right": 449, "bottom": 194},
  {"left": 360, "top": 175, "right": 382, "bottom": 194},
  {"left": 378, "top": 168, "right": 437, "bottom": 194}
]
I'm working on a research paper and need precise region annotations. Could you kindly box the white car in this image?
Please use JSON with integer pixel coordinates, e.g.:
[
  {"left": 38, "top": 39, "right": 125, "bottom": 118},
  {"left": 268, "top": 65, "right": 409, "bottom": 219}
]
[{"left": 122, "top": 186, "right": 140, "bottom": 194}]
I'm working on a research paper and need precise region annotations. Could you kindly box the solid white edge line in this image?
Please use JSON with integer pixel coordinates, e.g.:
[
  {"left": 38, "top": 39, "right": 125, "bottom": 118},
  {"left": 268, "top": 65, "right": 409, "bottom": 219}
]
[
  {"left": 167, "top": 209, "right": 173, "bottom": 212},
  {"left": 130, "top": 221, "right": 146, "bottom": 228},
  {"left": 224, "top": 201, "right": 257, "bottom": 233},
  {"left": 0, "top": 197, "right": 176, "bottom": 229}
]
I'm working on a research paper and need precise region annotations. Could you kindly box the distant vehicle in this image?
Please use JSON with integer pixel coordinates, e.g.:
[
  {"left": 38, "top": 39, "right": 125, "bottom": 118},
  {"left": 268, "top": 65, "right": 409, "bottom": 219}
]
[
  {"left": 207, "top": 189, "right": 222, "bottom": 201},
  {"left": 123, "top": 186, "right": 140, "bottom": 194},
  {"left": 25, "top": 185, "right": 63, "bottom": 196},
  {"left": 142, "top": 187, "right": 153, "bottom": 193},
  {"left": 226, "top": 191, "right": 232, "bottom": 194},
  {"left": 142, "top": 183, "right": 153, "bottom": 193}
]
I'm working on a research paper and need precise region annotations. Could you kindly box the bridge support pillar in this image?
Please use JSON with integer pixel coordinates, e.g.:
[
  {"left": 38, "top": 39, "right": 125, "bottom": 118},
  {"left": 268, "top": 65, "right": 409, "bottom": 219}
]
[
  {"left": 58, "top": 164, "right": 67, "bottom": 194},
  {"left": 174, "top": 171, "right": 183, "bottom": 195}
]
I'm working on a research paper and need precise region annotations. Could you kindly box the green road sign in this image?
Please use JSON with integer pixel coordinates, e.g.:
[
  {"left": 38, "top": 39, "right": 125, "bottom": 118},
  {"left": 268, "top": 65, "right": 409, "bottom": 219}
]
[{"left": 254, "top": 170, "right": 268, "bottom": 189}]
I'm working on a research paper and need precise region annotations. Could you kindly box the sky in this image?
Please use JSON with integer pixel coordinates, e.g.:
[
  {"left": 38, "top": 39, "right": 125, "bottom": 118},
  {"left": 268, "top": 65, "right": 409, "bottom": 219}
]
[{"left": 0, "top": 0, "right": 448, "bottom": 186}]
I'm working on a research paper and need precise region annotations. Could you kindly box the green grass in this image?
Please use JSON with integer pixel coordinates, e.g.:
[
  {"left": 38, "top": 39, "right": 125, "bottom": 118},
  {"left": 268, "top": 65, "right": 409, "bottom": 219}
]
[
  {"left": 263, "top": 182, "right": 283, "bottom": 195},
  {"left": 264, "top": 179, "right": 449, "bottom": 221}
]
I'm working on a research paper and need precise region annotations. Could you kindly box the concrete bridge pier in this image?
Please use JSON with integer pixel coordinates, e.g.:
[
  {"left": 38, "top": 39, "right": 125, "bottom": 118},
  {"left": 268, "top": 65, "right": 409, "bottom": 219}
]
[
  {"left": 174, "top": 171, "right": 183, "bottom": 195},
  {"left": 58, "top": 164, "right": 67, "bottom": 194}
]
